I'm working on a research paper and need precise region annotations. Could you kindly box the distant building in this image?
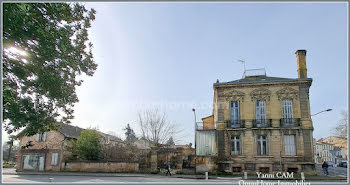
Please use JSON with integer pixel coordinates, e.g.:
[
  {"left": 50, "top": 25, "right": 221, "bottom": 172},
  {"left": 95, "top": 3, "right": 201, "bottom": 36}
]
[
  {"left": 196, "top": 50, "right": 316, "bottom": 174},
  {"left": 314, "top": 140, "right": 334, "bottom": 164},
  {"left": 316, "top": 136, "right": 348, "bottom": 164},
  {"left": 320, "top": 136, "right": 348, "bottom": 155}
]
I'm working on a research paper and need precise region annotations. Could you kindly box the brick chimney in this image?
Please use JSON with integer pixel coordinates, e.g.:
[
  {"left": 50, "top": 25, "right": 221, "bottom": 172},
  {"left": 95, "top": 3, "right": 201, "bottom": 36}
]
[{"left": 295, "top": 50, "right": 307, "bottom": 78}]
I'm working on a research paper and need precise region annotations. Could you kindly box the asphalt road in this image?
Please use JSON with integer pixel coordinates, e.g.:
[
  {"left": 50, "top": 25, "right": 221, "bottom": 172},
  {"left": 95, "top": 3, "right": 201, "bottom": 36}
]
[
  {"left": 2, "top": 166, "right": 347, "bottom": 183},
  {"left": 2, "top": 175, "right": 219, "bottom": 183},
  {"left": 2, "top": 174, "right": 242, "bottom": 184},
  {"left": 2, "top": 168, "right": 235, "bottom": 183},
  {"left": 315, "top": 165, "right": 348, "bottom": 177}
]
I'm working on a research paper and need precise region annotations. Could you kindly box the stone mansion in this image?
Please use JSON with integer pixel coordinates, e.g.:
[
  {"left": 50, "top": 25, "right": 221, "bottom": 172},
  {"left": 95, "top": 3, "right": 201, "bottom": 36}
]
[{"left": 196, "top": 50, "right": 316, "bottom": 174}]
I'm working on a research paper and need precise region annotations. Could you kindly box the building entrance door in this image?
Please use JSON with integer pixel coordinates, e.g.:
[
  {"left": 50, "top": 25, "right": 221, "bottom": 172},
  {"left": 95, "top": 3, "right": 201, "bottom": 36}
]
[{"left": 39, "top": 156, "right": 45, "bottom": 171}]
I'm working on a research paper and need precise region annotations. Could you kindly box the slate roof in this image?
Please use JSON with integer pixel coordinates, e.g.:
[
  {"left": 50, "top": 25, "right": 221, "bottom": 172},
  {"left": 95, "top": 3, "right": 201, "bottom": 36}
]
[
  {"left": 57, "top": 123, "right": 123, "bottom": 141},
  {"left": 214, "top": 75, "right": 312, "bottom": 86},
  {"left": 17, "top": 123, "right": 122, "bottom": 142},
  {"left": 57, "top": 123, "right": 83, "bottom": 139}
]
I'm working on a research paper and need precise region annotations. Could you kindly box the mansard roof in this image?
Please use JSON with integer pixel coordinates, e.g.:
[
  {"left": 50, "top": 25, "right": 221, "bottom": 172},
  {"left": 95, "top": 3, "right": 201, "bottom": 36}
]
[{"left": 214, "top": 75, "right": 312, "bottom": 86}]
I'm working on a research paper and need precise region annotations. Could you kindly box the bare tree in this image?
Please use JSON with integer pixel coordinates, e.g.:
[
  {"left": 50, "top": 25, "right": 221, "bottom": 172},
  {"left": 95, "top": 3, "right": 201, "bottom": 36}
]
[
  {"left": 138, "top": 108, "right": 181, "bottom": 145},
  {"left": 333, "top": 111, "right": 348, "bottom": 138}
]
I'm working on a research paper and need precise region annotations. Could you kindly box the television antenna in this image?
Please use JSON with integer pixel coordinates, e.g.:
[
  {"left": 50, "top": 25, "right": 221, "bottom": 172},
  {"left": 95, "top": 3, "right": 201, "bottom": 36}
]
[{"left": 237, "top": 59, "right": 246, "bottom": 71}]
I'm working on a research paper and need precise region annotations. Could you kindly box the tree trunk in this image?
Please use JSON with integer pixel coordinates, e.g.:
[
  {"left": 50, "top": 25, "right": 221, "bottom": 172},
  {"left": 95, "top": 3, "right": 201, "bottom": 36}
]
[{"left": 8, "top": 144, "right": 12, "bottom": 162}]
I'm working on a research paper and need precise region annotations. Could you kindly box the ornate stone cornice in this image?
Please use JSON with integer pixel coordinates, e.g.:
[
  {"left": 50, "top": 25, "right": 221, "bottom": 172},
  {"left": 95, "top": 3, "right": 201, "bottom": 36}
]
[
  {"left": 222, "top": 89, "right": 245, "bottom": 102},
  {"left": 250, "top": 88, "right": 271, "bottom": 101},
  {"left": 214, "top": 80, "right": 312, "bottom": 89},
  {"left": 276, "top": 87, "right": 298, "bottom": 100}
]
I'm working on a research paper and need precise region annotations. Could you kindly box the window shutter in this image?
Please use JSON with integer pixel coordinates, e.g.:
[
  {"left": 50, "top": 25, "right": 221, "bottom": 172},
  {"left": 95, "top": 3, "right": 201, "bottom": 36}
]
[
  {"left": 36, "top": 134, "right": 40, "bottom": 142},
  {"left": 283, "top": 100, "right": 293, "bottom": 119},
  {"left": 261, "top": 101, "right": 266, "bottom": 120},
  {"left": 230, "top": 102, "right": 234, "bottom": 121},
  {"left": 51, "top": 153, "right": 58, "bottom": 165},
  {"left": 51, "top": 153, "right": 55, "bottom": 165},
  {"left": 256, "top": 101, "right": 260, "bottom": 119},
  {"left": 230, "top": 101, "right": 240, "bottom": 121},
  {"left": 42, "top": 132, "right": 47, "bottom": 141},
  {"left": 256, "top": 101, "right": 266, "bottom": 120},
  {"left": 236, "top": 102, "right": 240, "bottom": 120},
  {"left": 284, "top": 135, "right": 296, "bottom": 156},
  {"left": 55, "top": 153, "right": 58, "bottom": 165}
]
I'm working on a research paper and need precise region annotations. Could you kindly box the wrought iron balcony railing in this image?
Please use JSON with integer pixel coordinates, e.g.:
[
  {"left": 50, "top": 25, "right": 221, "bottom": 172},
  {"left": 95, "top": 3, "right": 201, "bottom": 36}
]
[
  {"left": 195, "top": 118, "right": 302, "bottom": 130},
  {"left": 252, "top": 119, "right": 272, "bottom": 128},
  {"left": 280, "top": 118, "right": 301, "bottom": 127},
  {"left": 226, "top": 120, "right": 245, "bottom": 129}
]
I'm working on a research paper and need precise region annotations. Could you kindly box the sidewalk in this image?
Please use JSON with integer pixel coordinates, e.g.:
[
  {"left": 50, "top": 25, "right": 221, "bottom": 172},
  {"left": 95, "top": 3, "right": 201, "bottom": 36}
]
[
  {"left": 3, "top": 170, "right": 146, "bottom": 177},
  {"left": 2, "top": 168, "right": 225, "bottom": 180}
]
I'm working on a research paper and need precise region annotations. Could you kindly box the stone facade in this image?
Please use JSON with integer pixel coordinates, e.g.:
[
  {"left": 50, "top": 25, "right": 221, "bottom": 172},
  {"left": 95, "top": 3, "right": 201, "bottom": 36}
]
[
  {"left": 320, "top": 136, "right": 348, "bottom": 152},
  {"left": 196, "top": 50, "right": 316, "bottom": 174},
  {"left": 16, "top": 124, "right": 123, "bottom": 172},
  {"left": 16, "top": 131, "right": 69, "bottom": 172}
]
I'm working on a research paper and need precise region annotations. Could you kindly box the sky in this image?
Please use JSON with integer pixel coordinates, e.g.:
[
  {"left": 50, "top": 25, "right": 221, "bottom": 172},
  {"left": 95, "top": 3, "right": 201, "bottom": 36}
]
[{"left": 2, "top": 2, "right": 348, "bottom": 145}]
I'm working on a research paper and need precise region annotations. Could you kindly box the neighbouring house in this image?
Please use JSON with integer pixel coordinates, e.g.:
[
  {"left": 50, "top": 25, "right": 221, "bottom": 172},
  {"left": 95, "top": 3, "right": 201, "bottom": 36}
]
[
  {"left": 16, "top": 123, "right": 123, "bottom": 172},
  {"left": 314, "top": 140, "right": 334, "bottom": 164},
  {"left": 133, "top": 138, "right": 155, "bottom": 150},
  {"left": 329, "top": 147, "right": 345, "bottom": 164},
  {"left": 319, "top": 136, "right": 348, "bottom": 157},
  {"left": 320, "top": 136, "right": 348, "bottom": 148},
  {"left": 196, "top": 50, "right": 316, "bottom": 174}
]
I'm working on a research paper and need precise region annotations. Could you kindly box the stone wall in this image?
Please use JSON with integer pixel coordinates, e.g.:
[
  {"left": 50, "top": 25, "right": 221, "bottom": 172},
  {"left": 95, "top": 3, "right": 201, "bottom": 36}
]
[
  {"left": 63, "top": 162, "right": 139, "bottom": 173},
  {"left": 196, "top": 156, "right": 217, "bottom": 173}
]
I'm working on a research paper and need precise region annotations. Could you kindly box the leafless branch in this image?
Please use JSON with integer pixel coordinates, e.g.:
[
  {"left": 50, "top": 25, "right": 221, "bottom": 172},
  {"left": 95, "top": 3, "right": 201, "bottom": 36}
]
[{"left": 138, "top": 108, "right": 183, "bottom": 145}]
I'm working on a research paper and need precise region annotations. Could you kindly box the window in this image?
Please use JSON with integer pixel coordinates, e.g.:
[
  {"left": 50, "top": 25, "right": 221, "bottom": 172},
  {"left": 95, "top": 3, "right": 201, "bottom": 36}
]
[
  {"left": 51, "top": 153, "right": 59, "bottom": 165},
  {"left": 257, "top": 135, "right": 268, "bottom": 155},
  {"left": 259, "top": 167, "right": 270, "bottom": 173},
  {"left": 282, "top": 100, "right": 294, "bottom": 125},
  {"left": 22, "top": 154, "right": 45, "bottom": 171},
  {"left": 284, "top": 135, "right": 296, "bottom": 156},
  {"left": 35, "top": 132, "right": 47, "bottom": 142},
  {"left": 231, "top": 136, "right": 241, "bottom": 155},
  {"left": 255, "top": 101, "right": 266, "bottom": 126},
  {"left": 232, "top": 167, "right": 242, "bottom": 172},
  {"left": 287, "top": 168, "right": 298, "bottom": 173},
  {"left": 230, "top": 101, "right": 240, "bottom": 127}
]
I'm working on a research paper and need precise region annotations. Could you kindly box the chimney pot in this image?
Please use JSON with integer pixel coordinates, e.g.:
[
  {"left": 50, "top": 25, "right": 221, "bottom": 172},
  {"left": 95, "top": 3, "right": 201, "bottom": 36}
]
[{"left": 295, "top": 49, "right": 307, "bottom": 78}]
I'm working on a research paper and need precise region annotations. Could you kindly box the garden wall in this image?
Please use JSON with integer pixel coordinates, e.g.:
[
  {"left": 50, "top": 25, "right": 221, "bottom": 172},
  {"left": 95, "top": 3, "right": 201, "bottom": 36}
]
[{"left": 63, "top": 162, "right": 139, "bottom": 173}]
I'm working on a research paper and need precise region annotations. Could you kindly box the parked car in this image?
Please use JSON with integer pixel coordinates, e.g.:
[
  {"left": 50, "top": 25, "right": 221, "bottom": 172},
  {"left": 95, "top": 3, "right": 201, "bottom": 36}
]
[
  {"left": 338, "top": 162, "right": 347, "bottom": 168},
  {"left": 327, "top": 161, "right": 337, "bottom": 167}
]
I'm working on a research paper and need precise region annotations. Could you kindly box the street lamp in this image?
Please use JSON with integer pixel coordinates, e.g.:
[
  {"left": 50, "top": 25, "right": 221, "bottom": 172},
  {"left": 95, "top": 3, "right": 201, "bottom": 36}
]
[
  {"left": 192, "top": 108, "right": 197, "bottom": 125},
  {"left": 311, "top": 109, "right": 332, "bottom": 116},
  {"left": 192, "top": 108, "right": 197, "bottom": 174}
]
